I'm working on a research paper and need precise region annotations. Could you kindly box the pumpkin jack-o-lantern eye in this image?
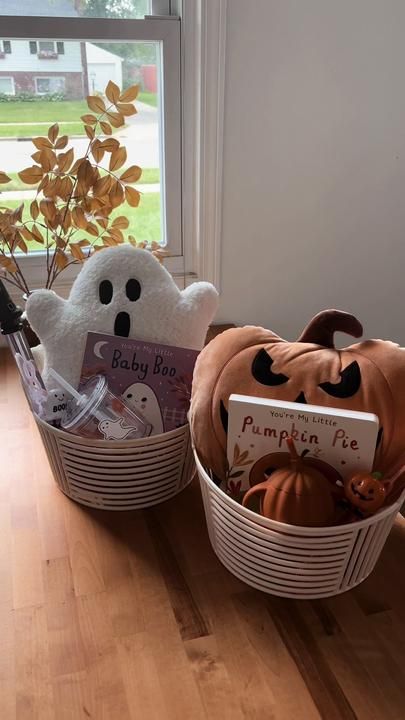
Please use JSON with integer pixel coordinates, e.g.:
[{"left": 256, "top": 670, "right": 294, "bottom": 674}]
[
  {"left": 252, "top": 349, "right": 289, "bottom": 386},
  {"left": 319, "top": 360, "right": 361, "bottom": 399}
]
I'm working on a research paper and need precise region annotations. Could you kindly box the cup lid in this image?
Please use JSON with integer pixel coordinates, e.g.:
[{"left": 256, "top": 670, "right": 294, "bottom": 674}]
[{"left": 62, "top": 375, "right": 106, "bottom": 430}]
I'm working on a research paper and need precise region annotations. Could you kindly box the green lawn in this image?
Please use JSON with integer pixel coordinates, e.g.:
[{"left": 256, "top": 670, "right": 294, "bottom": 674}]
[
  {"left": 0, "top": 123, "right": 85, "bottom": 138},
  {"left": 0, "top": 96, "right": 156, "bottom": 138},
  {"left": 1, "top": 193, "right": 161, "bottom": 249},
  {"left": 1, "top": 168, "right": 159, "bottom": 191},
  {"left": 0, "top": 100, "right": 88, "bottom": 123},
  {"left": 138, "top": 92, "right": 157, "bottom": 108}
]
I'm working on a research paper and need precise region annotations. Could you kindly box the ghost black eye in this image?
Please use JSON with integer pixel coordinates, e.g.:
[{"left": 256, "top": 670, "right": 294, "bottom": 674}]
[
  {"left": 319, "top": 361, "right": 361, "bottom": 398},
  {"left": 126, "top": 393, "right": 133, "bottom": 399},
  {"left": 126, "top": 278, "right": 141, "bottom": 302},
  {"left": 99, "top": 280, "right": 113, "bottom": 305},
  {"left": 251, "top": 349, "right": 289, "bottom": 386},
  {"left": 142, "top": 397, "right": 147, "bottom": 402}
]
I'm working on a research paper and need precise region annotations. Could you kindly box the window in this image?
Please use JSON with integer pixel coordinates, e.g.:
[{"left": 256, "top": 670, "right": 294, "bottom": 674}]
[
  {"left": 0, "top": 77, "right": 14, "bottom": 94},
  {"left": 0, "top": 3, "right": 183, "bottom": 288},
  {"left": 2, "top": 40, "right": 11, "bottom": 53},
  {"left": 35, "top": 76, "right": 66, "bottom": 94}
]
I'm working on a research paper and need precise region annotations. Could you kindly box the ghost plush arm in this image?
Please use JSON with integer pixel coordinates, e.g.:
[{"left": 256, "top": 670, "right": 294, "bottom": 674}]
[
  {"left": 177, "top": 282, "right": 219, "bottom": 349},
  {"left": 26, "top": 290, "right": 67, "bottom": 341}
]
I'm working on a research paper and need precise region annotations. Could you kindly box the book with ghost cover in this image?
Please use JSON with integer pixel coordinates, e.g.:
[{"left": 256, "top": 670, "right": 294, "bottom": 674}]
[
  {"left": 226, "top": 394, "right": 380, "bottom": 492},
  {"left": 80, "top": 331, "right": 199, "bottom": 434}
]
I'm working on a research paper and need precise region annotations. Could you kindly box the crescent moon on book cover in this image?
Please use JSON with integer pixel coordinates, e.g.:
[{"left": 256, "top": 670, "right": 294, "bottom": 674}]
[{"left": 93, "top": 341, "right": 109, "bottom": 359}]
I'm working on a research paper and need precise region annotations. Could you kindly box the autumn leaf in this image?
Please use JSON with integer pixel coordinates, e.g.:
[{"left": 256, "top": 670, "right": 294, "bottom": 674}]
[
  {"left": 107, "top": 227, "right": 124, "bottom": 242},
  {"left": 81, "top": 114, "right": 97, "bottom": 125},
  {"left": 85, "top": 222, "right": 99, "bottom": 237},
  {"left": 87, "top": 95, "right": 106, "bottom": 113},
  {"left": 55, "top": 250, "right": 69, "bottom": 270},
  {"left": 32, "top": 137, "right": 53, "bottom": 150},
  {"left": 30, "top": 224, "right": 44, "bottom": 243},
  {"left": 233, "top": 443, "right": 240, "bottom": 464},
  {"left": 91, "top": 140, "right": 104, "bottom": 163},
  {"left": 0, "top": 172, "right": 11, "bottom": 185},
  {"left": 38, "top": 148, "right": 56, "bottom": 172},
  {"left": 125, "top": 186, "right": 140, "bottom": 207},
  {"left": 17, "top": 237, "right": 28, "bottom": 254},
  {"left": 120, "top": 85, "right": 139, "bottom": 103},
  {"left": 109, "top": 147, "right": 127, "bottom": 172},
  {"left": 57, "top": 148, "right": 74, "bottom": 173},
  {"left": 48, "top": 123, "right": 59, "bottom": 143},
  {"left": 112, "top": 215, "right": 129, "bottom": 229},
  {"left": 120, "top": 165, "right": 142, "bottom": 184},
  {"left": 18, "top": 166, "right": 43, "bottom": 184},
  {"left": 0, "top": 256, "right": 18, "bottom": 273},
  {"left": 85, "top": 125, "right": 95, "bottom": 140},
  {"left": 109, "top": 181, "right": 124, "bottom": 208},
  {"left": 72, "top": 206, "right": 88, "bottom": 230},
  {"left": 93, "top": 175, "right": 112, "bottom": 196},
  {"left": 69, "top": 243, "right": 86, "bottom": 261},
  {"left": 128, "top": 235, "right": 137, "bottom": 247},
  {"left": 77, "top": 159, "right": 95, "bottom": 190},
  {"left": 40, "top": 199, "right": 56, "bottom": 222},
  {"left": 116, "top": 102, "right": 137, "bottom": 117},
  {"left": 54, "top": 135, "right": 68, "bottom": 149},
  {"left": 99, "top": 138, "right": 119, "bottom": 153},
  {"left": 30, "top": 200, "right": 39, "bottom": 220},
  {"left": 228, "top": 471, "right": 245, "bottom": 479},
  {"left": 106, "top": 111, "right": 125, "bottom": 128},
  {"left": 100, "top": 121, "right": 112, "bottom": 136},
  {"left": 105, "top": 80, "right": 120, "bottom": 104}
]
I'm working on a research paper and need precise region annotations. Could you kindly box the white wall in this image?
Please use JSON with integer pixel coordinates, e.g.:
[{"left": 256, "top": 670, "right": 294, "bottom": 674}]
[{"left": 217, "top": 0, "right": 405, "bottom": 344}]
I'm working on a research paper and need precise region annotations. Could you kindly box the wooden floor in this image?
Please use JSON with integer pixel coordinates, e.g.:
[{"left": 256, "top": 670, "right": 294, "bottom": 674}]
[{"left": 2, "top": 347, "right": 405, "bottom": 720}]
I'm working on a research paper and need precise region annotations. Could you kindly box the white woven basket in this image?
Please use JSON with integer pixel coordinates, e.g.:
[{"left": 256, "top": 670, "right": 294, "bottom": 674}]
[
  {"left": 194, "top": 450, "right": 405, "bottom": 599},
  {"left": 35, "top": 415, "right": 195, "bottom": 510}
]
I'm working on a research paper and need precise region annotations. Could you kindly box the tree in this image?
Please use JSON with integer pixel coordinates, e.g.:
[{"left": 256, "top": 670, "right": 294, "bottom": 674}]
[{"left": 76, "top": 0, "right": 156, "bottom": 87}]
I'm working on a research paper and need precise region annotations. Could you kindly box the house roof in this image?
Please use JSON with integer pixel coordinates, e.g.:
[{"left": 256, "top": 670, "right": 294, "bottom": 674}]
[
  {"left": 0, "top": 0, "right": 78, "bottom": 16},
  {"left": 85, "top": 42, "right": 123, "bottom": 64}
]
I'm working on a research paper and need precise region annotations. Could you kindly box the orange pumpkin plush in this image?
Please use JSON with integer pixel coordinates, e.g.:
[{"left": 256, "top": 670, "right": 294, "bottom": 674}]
[{"left": 190, "top": 310, "right": 405, "bottom": 485}]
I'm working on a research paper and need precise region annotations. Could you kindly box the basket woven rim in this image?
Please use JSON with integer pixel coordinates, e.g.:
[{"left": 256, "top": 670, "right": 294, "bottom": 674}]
[
  {"left": 35, "top": 413, "right": 189, "bottom": 449},
  {"left": 193, "top": 448, "right": 405, "bottom": 536}
]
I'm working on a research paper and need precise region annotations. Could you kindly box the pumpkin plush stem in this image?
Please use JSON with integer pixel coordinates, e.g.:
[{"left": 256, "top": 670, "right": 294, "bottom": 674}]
[
  {"left": 286, "top": 436, "right": 300, "bottom": 464},
  {"left": 297, "top": 310, "right": 363, "bottom": 348}
]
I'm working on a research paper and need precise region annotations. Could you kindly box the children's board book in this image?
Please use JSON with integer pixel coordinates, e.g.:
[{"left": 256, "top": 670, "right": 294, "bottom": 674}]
[
  {"left": 226, "top": 394, "right": 379, "bottom": 492},
  {"left": 80, "top": 332, "right": 199, "bottom": 433}
]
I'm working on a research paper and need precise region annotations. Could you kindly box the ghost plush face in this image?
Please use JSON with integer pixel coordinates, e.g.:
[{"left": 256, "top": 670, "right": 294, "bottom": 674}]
[
  {"left": 122, "top": 382, "right": 164, "bottom": 435},
  {"left": 26, "top": 246, "right": 218, "bottom": 389}
]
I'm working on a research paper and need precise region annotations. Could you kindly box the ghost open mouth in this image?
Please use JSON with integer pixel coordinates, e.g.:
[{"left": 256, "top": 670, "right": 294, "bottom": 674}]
[{"left": 114, "top": 311, "right": 131, "bottom": 337}]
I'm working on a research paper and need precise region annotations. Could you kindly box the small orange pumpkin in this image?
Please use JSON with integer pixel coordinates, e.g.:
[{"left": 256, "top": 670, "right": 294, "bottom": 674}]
[
  {"left": 242, "top": 437, "right": 335, "bottom": 526},
  {"left": 344, "top": 471, "right": 389, "bottom": 514}
]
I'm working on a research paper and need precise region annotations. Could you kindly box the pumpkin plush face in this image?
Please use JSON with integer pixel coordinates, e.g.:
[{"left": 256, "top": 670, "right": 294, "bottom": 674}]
[
  {"left": 344, "top": 472, "right": 388, "bottom": 513},
  {"left": 190, "top": 310, "right": 405, "bottom": 483}
]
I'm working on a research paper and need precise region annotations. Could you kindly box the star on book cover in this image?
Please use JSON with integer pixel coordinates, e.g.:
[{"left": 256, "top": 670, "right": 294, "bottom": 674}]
[{"left": 80, "top": 332, "right": 199, "bottom": 434}]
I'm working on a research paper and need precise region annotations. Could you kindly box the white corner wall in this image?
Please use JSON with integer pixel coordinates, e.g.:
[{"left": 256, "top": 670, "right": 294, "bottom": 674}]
[{"left": 217, "top": 0, "right": 405, "bottom": 344}]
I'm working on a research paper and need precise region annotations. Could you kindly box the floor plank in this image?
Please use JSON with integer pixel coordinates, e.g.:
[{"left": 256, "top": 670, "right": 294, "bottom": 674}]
[{"left": 2, "top": 346, "right": 405, "bottom": 719}]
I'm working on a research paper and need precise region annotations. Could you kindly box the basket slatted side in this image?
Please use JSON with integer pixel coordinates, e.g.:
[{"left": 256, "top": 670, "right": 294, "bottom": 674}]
[
  {"left": 195, "top": 451, "right": 403, "bottom": 599},
  {"left": 36, "top": 418, "right": 195, "bottom": 510}
]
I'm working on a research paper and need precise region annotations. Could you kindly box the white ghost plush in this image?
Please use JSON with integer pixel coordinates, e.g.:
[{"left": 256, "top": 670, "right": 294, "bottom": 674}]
[
  {"left": 122, "top": 382, "right": 164, "bottom": 435},
  {"left": 26, "top": 246, "right": 219, "bottom": 389}
]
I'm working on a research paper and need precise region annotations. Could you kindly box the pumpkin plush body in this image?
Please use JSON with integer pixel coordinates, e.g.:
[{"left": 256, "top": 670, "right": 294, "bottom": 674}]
[
  {"left": 190, "top": 310, "right": 405, "bottom": 488},
  {"left": 242, "top": 438, "right": 335, "bottom": 526}
]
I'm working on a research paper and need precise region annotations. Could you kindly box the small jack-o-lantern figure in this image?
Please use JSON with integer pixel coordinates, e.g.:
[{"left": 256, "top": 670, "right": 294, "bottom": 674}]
[
  {"left": 190, "top": 309, "right": 405, "bottom": 485},
  {"left": 344, "top": 471, "right": 389, "bottom": 514},
  {"left": 242, "top": 437, "right": 335, "bottom": 527}
]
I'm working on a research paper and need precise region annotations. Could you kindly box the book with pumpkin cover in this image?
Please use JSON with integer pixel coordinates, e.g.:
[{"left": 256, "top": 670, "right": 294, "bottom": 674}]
[
  {"left": 80, "top": 331, "right": 199, "bottom": 434},
  {"left": 226, "top": 394, "right": 380, "bottom": 494}
]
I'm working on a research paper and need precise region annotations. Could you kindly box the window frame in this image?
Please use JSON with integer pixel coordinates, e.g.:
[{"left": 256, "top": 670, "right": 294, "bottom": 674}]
[
  {"left": 2, "top": 40, "right": 12, "bottom": 53},
  {"left": 34, "top": 75, "right": 66, "bottom": 95},
  {"left": 0, "top": 13, "right": 182, "bottom": 285},
  {"left": 0, "top": 76, "right": 15, "bottom": 95}
]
